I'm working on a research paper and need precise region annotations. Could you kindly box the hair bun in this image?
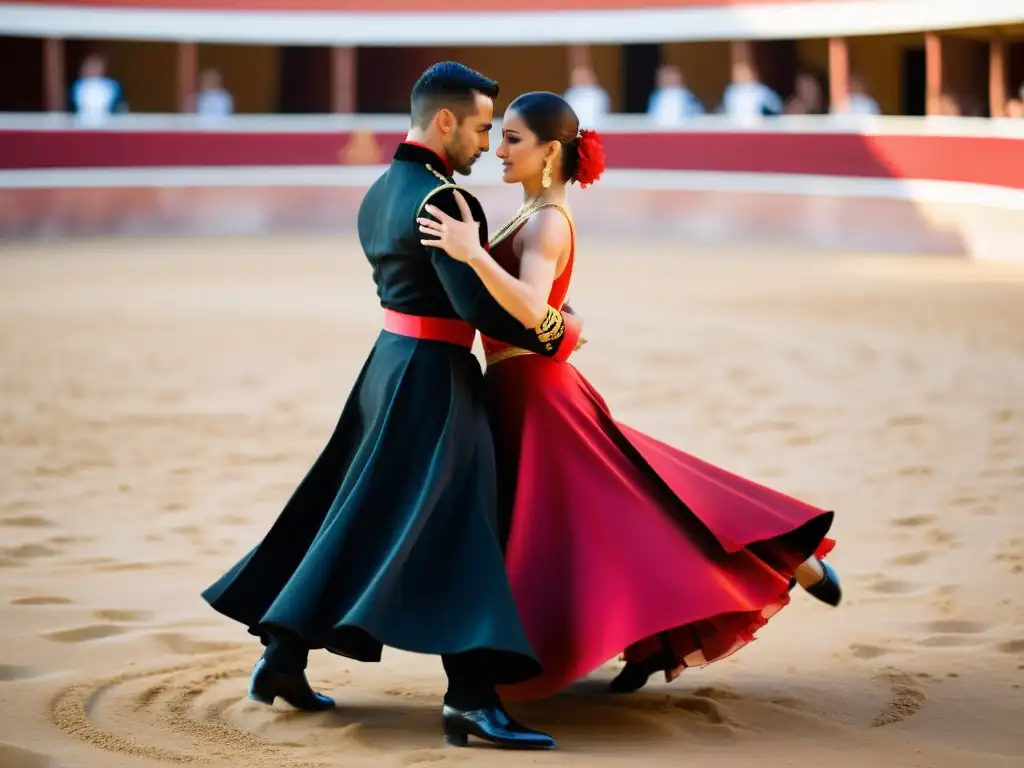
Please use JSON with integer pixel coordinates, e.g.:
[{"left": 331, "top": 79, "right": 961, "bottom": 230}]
[{"left": 572, "top": 129, "right": 606, "bottom": 188}]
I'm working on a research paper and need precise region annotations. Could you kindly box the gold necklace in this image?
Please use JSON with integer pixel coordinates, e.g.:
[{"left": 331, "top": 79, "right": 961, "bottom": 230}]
[{"left": 489, "top": 197, "right": 548, "bottom": 248}]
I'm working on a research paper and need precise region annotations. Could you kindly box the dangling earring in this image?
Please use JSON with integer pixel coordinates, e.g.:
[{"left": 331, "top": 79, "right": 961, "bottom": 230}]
[{"left": 542, "top": 161, "right": 552, "bottom": 189}]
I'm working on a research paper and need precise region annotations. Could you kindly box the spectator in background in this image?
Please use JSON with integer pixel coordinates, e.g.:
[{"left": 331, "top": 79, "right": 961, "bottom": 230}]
[
  {"left": 1009, "top": 83, "right": 1024, "bottom": 117},
  {"left": 720, "top": 60, "right": 782, "bottom": 122},
  {"left": 70, "top": 54, "right": 126, "bottom": 126},
  {"left": 647, "top": 64, "right": 704, "bottom": 124},
  {"left": 831, "top": 72, "right": 881, "bottom": 115},
  {"left": 785, "top": 70, "right": 827, "bottom": 115},
  {"left": 563, "top": 65, "right": 610, "bottom": 128},
  {"left": 188, "top": 68, "right": 234, "bottom": 120},
  {"left": 938, "top": 91, "right": 962, "bottom": 116}
]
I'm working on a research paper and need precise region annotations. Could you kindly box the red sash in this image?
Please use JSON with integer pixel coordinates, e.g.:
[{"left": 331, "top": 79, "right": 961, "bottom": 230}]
[{"left": 383, "top": 309, "right": 475, "bottom": 348}]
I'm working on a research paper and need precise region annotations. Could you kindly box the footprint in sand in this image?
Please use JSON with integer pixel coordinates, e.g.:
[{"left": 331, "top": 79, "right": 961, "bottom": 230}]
[
  {"left": 887, "top": 414, "right": 926, "bottom": 428},
  {"left": 922, "top": 620, "right": 989, "bottom": 634},
  {"left": 0, "top": 664, "right": 39, "bottom": 682},
  {"left": 44, "top": 624, "right": 131, "bottom": 643},
  {"left": 866, "top": 576, "right": 921, "bottom": 595},
  {"left": 0, "top": 742, "right": 57, "bottom": 768},
  {"left": 691, "top": 685, "right": 741, "bottom": 702},
  {"left": 11, "top": 596, "right": 73, "bottom": 606},
  {"left": 890, "top": 551, "right": 930, "bottom": 566},
  {"left": 93, "top": 561, "right": 187, "bottom": 572},
  {"left": 871, "top": 670, "right": 925, "bottom": 727},
  {"left": 151, "top": 632, "right": 243, "bottom": 655},
  {"left": 897, "top": 466, "right": 933, "bottom": 478},
  {"left": 926, "top": 529, "right": 958, "bottom": 548},
  {"left": 2, "top": 543, "right": 62, "bottom": 561},
  {"left": 93, "top": 609, "right": 153, "bottom": 622},
  {"left": 670, "top": 694, "right": 730, "bottom": 725},
  {"left": 995, "top": 541, "right": 1024, "bottom": 574},
  {"left": 950, "top": 494, "right": 981, "bottom": 507},
  {"left": 48, "top": 535, "right": 93, "bottom": 546},
  {"left": 850, "top": 643, "right": 893, "bottom": 659},
  {"left": 996, "top": 639, "right": 1024, "bottom": 654},
  {"left": 918, "top": 635, "right": 980, "bottom": 648},
  {"left": 916, "top": 620, "right": 990, "bottom": 648},
  {"left": 891, "top": 515, "right": 935, "bottom": 528},
  {"left": 0, "top": 515, "right": 54, "bottom": 528}
]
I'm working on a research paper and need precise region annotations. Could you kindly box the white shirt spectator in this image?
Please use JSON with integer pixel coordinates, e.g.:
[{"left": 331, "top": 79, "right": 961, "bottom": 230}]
[
  {"left": 832, "top": 93, "right": 881, "bottom": 115},
  {"left": 721, "top": 81, "right": 783, "bottom": 122},
  {"left": 564, "top": 85, "right": 610, "bottom": 129},
  {"left": 196, "top": 89, "right": 234, "bottom": 119},
  {"left": 71, "top": 76, "right": 122, "bottom": 126},
  {"left": 647, "top": 86, "right": 704, "bottom": 124}
]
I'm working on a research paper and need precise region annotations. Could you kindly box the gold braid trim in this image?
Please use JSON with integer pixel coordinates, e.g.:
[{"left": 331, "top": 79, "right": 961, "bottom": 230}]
[
  {"left": 488, "top": 201, "right": 575, "bottom": 249},
  {"left": 484, "top": 347, "right": 535, "bottom": 367},
  {"left": 425, "top": 164, "right": 450, "bottom": 183},
  {"left": 416, "top": 164, "right": 462, "bottom": 219},
  {"left": 417, "top": 182, "right": 470, "bottom": 219},
  {"left": 488, "top": 198, "right": 548, "bottom": 249}
]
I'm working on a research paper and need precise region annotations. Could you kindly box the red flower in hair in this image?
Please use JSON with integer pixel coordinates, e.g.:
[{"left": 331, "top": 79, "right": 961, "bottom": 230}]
[{"left": 573, "top": 129, "right": 606, "bottom": 188}]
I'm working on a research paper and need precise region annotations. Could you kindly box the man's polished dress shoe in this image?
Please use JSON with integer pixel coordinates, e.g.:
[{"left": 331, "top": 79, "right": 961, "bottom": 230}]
[
  {"left": 441, "top": 704, "right": 555, "bottom": 749},
  {"left": 248, "top": 658, "right": 335, "bottom": 711}
]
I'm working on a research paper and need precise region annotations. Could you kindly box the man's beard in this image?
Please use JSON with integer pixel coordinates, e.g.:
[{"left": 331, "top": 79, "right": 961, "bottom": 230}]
[
  {"left": 450, "top": 153, "right": 476, "bottom": 176},
  {"left": 446, "top": 137, "right": 478, "bottom": 176}
]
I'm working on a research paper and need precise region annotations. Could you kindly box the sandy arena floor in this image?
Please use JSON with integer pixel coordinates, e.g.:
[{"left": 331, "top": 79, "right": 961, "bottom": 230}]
[{"left": 1, "top": 235, "right": 1022, "bottom": 768}]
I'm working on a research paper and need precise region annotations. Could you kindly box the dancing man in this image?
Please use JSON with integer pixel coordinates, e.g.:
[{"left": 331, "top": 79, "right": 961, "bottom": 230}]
[{"left": 201, "top": 61, "right": 582, "bottom": 750}]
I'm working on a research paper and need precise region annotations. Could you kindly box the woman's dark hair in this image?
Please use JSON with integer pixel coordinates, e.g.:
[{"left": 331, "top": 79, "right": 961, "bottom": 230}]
[
  {"left": 507, "top": 91, "right": 583, "bottom": 183},
  {"left": 411, "top": 61, "right": 500, "bottom": 130}
]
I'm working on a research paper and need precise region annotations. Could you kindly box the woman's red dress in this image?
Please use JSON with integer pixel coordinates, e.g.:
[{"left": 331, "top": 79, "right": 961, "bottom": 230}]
[{"left": 481, "top": 205, "right": 835, "bottom": 702}]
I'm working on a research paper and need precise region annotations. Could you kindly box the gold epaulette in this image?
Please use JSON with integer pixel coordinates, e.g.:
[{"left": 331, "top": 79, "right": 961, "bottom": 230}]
[{"left": 417, "top": 164, "right": 466, "bottom": 217}]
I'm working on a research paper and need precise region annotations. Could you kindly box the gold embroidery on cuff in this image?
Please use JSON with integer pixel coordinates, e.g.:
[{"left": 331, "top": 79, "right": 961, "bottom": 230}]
[{"left": 534, "top": 305, "right": 565, "bottom": 351}]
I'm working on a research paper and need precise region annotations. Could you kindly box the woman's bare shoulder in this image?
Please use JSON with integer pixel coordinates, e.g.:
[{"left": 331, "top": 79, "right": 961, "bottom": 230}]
[{"left": 520, "top": 205, "right": 572, "bottom": 254}]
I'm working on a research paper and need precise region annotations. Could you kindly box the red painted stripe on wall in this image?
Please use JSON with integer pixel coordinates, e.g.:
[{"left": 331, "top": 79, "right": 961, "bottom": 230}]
[
  {"left": 1, "top": 129, "right": 1021, "bottom": 190},
  {"left": 7, "top": 0, "right": 837, "bottom": 12}
]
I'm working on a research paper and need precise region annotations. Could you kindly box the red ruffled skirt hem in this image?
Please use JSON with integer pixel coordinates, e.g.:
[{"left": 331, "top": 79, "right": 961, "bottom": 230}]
[{"left": 483, "top": 354, "right": 837, "bottom": 702}]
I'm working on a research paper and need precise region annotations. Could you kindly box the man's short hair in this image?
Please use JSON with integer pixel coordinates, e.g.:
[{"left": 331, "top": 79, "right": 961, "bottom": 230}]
[{"left": 410, "top": 61, "right": 500, "bottom": 130}]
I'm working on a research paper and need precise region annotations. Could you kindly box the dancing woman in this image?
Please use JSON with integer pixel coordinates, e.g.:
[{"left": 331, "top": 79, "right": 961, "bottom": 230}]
[{"left": 418, "top": 91, "right": 841, "bottom": 701}]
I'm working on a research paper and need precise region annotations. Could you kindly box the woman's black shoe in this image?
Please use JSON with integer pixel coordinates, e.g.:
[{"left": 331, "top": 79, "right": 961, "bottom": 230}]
[{"left": 608, "top": 649, "right": 675, "bottom": 693}]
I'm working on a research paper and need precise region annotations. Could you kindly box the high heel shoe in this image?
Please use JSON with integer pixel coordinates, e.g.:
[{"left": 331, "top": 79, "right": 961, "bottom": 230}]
[
  {"left": 804, "top": 560, "right": 842, "bottom": 607},
  {"left": 608, "top": 649, "right": 675, "bottom": 694}
]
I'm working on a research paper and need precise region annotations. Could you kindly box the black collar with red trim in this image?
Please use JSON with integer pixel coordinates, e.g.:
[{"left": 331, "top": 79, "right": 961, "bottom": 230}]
[{"left": 394, "top": 142, "right": 453, "bottom": 178}]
